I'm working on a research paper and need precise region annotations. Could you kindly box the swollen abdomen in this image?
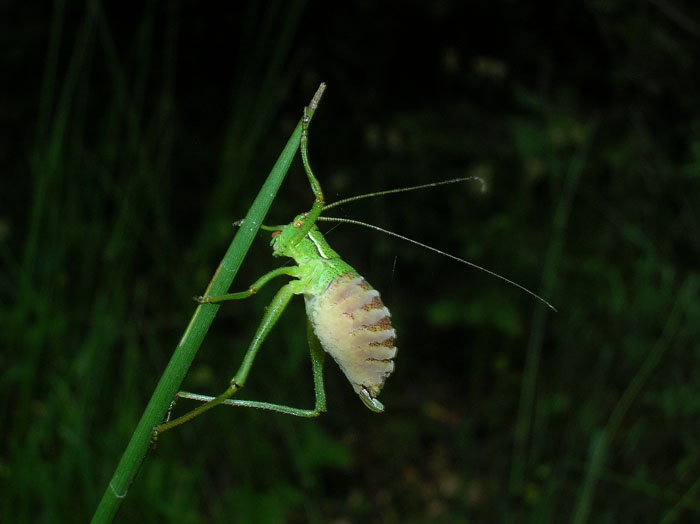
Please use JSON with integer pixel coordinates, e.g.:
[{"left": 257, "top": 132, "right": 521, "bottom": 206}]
[{"left": 305, "top": 271, "right": 397, "bottom": 401}]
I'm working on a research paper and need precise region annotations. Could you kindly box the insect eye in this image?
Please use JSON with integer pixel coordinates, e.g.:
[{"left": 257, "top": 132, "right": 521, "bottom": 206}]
[
  {"left": 271, "top": 231, "right": 281, "bottom": 238},
  {"left": 294, "top": 220, "right": 304, "bottom": 228}
]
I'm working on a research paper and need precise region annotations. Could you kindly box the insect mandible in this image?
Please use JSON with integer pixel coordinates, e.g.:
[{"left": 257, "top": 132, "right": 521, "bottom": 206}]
[{"left": 154, "top": 85, "right": 555, "bottom": 436}]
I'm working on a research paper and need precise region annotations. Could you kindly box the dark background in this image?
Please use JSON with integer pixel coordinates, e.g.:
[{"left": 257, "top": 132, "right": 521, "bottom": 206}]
[{"left": 2, "top": 1, "right": 700, "bottom": 522}]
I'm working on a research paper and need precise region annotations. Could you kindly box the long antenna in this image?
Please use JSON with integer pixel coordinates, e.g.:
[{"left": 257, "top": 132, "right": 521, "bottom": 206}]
[
  {"left": 317, "top": 216, "right": 557, "bottom": 312},
  {"left": 324, "top": 177, "right": 485, "bottom": 211}
]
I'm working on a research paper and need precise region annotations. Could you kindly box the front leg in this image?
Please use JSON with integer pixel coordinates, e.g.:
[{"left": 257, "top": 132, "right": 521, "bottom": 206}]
[{"left": 196, "top": 266, "right": 300, "bottom": 304}]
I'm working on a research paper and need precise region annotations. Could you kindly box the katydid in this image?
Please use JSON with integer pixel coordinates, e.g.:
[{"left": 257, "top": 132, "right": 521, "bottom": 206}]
[{"left": 153, "top": 91, "right": 555, "bottom": 437}]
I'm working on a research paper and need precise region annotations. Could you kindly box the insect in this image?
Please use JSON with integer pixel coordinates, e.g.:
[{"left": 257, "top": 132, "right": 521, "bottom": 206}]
[{"left": 154, "top": 90, "right": 555, "bottom": 436}]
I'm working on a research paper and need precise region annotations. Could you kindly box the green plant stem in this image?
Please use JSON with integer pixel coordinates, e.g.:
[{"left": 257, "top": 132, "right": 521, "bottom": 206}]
[
  {"left": 509, "top": 119, "right": 597, "bottom": 499},
  {"left": 570, "top": 275, "right": 696, "bottom": 524},
  {"left": 90, "top": 84, "right": 326, "bottom": 524}
]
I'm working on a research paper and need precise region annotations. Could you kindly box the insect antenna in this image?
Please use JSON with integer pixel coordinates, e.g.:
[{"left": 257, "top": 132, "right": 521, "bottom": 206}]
[
  {"left": 323, "top": 177, "right": 485, "bottom": 211},
  {"left": 316, "top": 215, "right": 557, "bottom": 312}
]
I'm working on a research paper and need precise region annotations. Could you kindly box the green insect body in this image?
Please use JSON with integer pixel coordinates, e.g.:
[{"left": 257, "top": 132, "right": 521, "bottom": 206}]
[
  {"left": 271, "top": 224, "right": 396, "bottom": 412},
  {"left": 153, "top": 83, "right": 555, "bottom": 437}
]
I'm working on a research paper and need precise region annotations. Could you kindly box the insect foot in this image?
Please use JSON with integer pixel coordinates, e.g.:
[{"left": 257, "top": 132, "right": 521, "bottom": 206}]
[{"left": 150, "top": 428, "right": 160, "bottom": 449}]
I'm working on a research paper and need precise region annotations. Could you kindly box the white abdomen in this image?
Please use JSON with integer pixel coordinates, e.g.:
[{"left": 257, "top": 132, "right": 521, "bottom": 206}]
[{"left": 305, "top": 271, "right": 397, "bottom": 406}]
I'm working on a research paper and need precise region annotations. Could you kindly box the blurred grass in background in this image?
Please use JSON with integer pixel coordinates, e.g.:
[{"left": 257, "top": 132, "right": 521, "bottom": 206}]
[{"left": 2, "top": 1, "right": 699, "bottom": 522}]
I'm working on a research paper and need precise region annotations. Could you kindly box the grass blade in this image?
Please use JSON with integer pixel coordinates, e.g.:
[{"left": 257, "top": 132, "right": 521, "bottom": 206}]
[{"left": 89, "top": 84, "right": 326, "bottom": 524}]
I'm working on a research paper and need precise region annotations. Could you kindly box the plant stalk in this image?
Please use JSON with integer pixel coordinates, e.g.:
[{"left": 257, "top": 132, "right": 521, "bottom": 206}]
[{"left": 90, "top": 84, "right": 326, "bottom": 524}]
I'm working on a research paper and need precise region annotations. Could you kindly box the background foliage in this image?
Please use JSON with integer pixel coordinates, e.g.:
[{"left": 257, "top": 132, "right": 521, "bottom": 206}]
[{"left": 2, "top": 1, "right": 699, "bottom": 522}]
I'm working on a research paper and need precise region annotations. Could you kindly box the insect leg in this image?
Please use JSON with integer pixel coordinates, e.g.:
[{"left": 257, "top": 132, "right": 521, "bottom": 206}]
[
  {"left": 287, "top": 107, "right": 325, "bottom": 238},
  {"left": 300, "top": 108, "right": 324, "bottom": 205},
  {"left": 154, "top": 280, "right": 301, "bottom": 435},
  {"left": 195, "top": 266, "right": 300, "bottom": 304},
  {"left": 175, "top": 319, "right": 327, "bottom": 417},
  {"left": 306, "top": 318, "right": 327, "bottom": 414}
]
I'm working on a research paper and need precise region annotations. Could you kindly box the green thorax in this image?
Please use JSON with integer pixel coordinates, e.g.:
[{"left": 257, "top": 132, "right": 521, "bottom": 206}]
[{"left": 271, "top": 214, "right": 357, "bottom": 296}]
